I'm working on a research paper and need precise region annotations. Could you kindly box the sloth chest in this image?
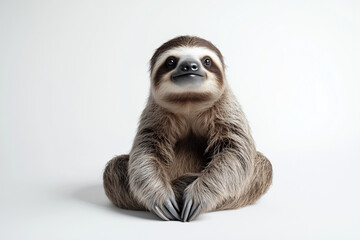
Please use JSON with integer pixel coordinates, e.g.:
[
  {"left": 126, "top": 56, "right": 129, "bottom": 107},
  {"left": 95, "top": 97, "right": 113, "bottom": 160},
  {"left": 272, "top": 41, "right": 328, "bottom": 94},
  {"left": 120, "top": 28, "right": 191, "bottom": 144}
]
[{"left": 167, "top": 134, "right": 210, "bottom": 180}]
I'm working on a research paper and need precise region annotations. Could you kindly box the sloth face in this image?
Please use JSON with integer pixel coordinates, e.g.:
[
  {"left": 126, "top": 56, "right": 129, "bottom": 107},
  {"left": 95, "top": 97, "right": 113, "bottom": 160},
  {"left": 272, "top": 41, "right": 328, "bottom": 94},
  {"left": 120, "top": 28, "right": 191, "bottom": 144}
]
[{"left": 150, "top": 36, "right": 226, "bottom": 113}]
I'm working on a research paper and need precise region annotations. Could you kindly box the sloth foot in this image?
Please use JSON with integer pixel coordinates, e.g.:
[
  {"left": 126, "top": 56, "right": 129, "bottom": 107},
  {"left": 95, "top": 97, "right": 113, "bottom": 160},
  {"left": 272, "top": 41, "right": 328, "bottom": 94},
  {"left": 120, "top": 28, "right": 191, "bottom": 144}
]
[{"left": 152, "top": 198, "right": 181, "bottom": 221}]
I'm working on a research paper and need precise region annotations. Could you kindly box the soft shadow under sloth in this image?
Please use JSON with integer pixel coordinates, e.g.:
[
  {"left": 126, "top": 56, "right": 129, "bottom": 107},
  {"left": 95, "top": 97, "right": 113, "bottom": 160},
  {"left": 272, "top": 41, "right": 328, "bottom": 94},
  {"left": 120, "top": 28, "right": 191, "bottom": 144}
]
[{"left": 103, "top": 36, "right": 273, "bottom": 222}]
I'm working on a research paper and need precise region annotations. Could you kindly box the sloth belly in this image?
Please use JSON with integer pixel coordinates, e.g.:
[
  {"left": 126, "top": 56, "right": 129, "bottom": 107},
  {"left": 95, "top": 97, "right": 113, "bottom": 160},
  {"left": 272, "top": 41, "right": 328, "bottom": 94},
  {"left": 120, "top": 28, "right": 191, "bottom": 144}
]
[{"left": 167, "top": 133, "right": 209, "bottom": 180}]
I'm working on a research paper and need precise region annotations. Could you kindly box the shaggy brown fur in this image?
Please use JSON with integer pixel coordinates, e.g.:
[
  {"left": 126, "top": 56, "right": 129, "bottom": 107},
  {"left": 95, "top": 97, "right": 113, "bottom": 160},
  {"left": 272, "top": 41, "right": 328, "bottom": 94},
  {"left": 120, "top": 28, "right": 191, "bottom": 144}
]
[{"left": 103, "top": 36, "right": 273, "bottom": 221}]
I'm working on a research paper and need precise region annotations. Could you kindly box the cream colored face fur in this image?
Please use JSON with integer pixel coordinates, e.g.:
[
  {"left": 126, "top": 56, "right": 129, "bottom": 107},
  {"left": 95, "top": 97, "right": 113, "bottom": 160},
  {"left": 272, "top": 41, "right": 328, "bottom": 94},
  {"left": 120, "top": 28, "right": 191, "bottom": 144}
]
[{"left": 150, "top": 46, "right": 226, "bottom": 114}]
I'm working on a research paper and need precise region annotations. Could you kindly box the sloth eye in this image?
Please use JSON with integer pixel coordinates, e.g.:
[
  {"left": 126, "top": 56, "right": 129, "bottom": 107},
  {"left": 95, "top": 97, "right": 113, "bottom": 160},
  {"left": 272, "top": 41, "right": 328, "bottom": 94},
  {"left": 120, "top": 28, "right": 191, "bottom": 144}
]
[
  {"left": 202, "top": 57, "right": 212, "bottom": 67},
  {"left": 165, "top": 56, "right": 177, "bottom": 68}
]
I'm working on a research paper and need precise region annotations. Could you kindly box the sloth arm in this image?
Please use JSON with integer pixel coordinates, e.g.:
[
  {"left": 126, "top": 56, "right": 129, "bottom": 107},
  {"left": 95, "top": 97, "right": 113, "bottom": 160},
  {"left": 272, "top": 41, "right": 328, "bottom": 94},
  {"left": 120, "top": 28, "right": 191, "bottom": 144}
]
[
  {"left": 182, "top": 117, "right": 255, "bottom": 221},
  {"left": 128, "top": 118, "right": 181, "bottom": 220},
  {"left": 204, "top": 125, "right": 254, "bottom": 195}
]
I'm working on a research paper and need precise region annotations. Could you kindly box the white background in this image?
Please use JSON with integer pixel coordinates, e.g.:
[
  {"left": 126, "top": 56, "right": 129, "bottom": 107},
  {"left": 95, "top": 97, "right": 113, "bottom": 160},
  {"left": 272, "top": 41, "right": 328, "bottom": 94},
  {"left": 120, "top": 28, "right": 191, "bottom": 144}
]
[{"left": 1, "top": 0, "right": 359, "bottom": 239}]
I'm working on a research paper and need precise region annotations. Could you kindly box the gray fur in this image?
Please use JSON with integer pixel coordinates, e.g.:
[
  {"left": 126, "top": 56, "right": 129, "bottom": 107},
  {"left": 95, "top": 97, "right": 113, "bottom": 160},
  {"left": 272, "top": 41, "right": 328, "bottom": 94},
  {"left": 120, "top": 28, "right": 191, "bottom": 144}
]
[{"left": 103, "top": 36, "right": 273, "bottom": 221}]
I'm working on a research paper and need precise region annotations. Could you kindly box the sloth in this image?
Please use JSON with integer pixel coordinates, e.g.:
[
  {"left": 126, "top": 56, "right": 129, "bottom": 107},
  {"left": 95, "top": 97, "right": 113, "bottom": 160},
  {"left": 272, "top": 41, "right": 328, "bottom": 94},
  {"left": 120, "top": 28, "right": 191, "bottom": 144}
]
[{"left": 103, "top": 36, "right": 273, "bottom": 222}]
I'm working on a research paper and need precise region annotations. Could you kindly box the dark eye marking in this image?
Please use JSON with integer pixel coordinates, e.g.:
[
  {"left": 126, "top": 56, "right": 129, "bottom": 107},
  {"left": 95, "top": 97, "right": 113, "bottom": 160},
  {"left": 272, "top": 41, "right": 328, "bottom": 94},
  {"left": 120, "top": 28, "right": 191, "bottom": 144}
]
[
  {"left": 153, "top": 56, "right": 178, "bottom": 88},
  {"left": 201, "top": 56, "right": 223, "bottom": 85}
]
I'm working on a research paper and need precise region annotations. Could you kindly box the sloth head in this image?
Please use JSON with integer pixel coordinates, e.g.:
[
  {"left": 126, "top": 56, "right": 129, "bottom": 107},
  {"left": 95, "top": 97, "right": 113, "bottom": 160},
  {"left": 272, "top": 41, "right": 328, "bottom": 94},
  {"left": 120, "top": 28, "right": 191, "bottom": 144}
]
[{"left": 149, "top": 36, "right": 226, "bottom": 114}]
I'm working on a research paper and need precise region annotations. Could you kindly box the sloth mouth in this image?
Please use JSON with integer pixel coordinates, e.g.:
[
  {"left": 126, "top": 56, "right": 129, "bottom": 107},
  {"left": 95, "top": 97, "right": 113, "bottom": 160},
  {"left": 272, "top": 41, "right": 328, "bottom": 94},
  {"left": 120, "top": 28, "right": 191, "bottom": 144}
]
[
  {"left": 172, "top": 73, "right": 205, "bottom": 78},
  {"left": 171, "top": 73, "right": 206, "bottom": 87}
]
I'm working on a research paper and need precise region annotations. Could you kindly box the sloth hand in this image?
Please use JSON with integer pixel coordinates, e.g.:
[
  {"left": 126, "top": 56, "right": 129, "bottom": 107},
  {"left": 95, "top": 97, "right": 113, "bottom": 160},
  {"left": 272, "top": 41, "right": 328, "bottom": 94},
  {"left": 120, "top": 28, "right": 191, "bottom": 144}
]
[
  {"left": 150, "top": 191, "right": 181, "bottom": 221},
  {"left": 181, "top": 182, "right": 210, "bottom": 222}
]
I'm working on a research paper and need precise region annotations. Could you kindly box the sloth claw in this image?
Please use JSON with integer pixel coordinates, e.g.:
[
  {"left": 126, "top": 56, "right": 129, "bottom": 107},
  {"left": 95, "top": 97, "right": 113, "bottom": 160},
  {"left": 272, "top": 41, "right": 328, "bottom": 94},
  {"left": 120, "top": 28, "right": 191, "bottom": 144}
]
[
  {"left": 188, "top": 204, "right": 202, "bottom": 221},
  {"left": 181, "top": 199, "right": 203, "bottom": 222},
  {"left": 170, "top": 198, "right": 180, "bottom": 212},
  {"left": 181, "top": 199, "right": 193, "bottom": 222},
  {"left": 152, "top": 198, "right": 181, "bottom": 221},
  {"left": 153, "top": 205, "right": 169, "bottom": 221},
  {"left": 182, "top": 190, "right": 207, "bottom": 222},
  {"left": 164, "top": 199, "right": 181, "bottom": 220}
]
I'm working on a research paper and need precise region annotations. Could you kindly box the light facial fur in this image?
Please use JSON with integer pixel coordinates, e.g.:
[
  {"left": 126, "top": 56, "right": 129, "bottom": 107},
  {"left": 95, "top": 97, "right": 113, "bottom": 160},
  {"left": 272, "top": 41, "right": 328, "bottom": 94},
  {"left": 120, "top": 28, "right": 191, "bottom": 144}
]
[
  {"left": 151, "top": 46, "right": 225, "bottom": 115},
  {"left": 103, "top": 36, "right": 273, "bottom": 222}
]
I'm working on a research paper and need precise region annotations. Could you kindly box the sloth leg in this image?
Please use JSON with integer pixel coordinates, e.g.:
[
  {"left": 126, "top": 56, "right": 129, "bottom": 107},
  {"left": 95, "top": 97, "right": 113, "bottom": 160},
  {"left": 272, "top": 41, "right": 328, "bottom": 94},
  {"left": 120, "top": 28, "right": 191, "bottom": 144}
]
[
  {"left": 103, "top": 155, "right": 145, "bottom": 210},
  {"left": 217, "top": 151, "right": 273, "bottom": 210}
]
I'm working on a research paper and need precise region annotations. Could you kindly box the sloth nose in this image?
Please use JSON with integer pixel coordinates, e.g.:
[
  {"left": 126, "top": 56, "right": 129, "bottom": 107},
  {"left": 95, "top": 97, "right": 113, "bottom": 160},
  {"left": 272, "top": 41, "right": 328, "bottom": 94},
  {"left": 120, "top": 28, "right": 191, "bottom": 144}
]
[{"left": 180, "top": 61, "right": 199, "bottom": 72}]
